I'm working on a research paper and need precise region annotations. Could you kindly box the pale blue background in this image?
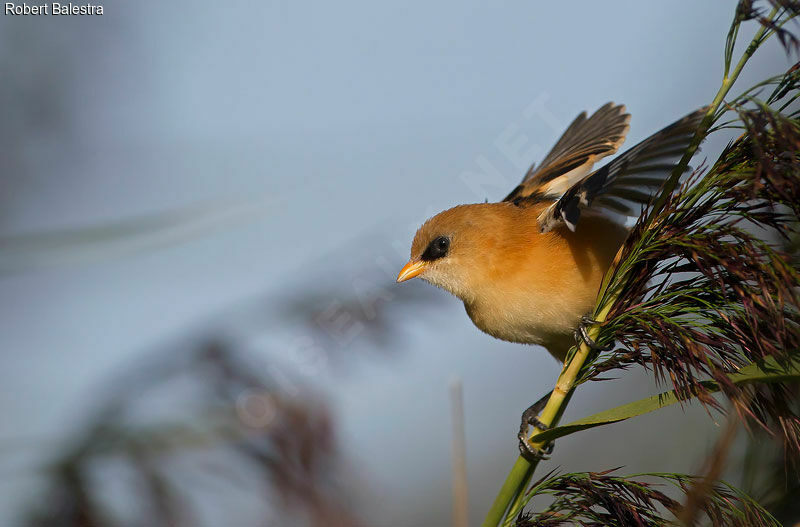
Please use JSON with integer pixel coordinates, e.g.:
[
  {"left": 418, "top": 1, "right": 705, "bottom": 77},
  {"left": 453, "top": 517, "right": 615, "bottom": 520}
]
[{"left": 0, "top": 2, "right": 791, "bottom": 525}]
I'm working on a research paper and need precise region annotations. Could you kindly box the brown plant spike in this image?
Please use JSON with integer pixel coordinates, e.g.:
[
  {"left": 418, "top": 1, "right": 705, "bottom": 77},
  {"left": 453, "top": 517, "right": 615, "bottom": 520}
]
[{"left": 586, "top": 98, "right": 800, "bottom": 458}]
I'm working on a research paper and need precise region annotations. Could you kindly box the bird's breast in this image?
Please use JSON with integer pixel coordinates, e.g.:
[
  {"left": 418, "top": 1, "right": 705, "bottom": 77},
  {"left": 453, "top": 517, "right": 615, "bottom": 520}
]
[
  {"left": 461, "top": 212, "right": 627, "bottom": 355},
  {"left": 463, "top": 286, "right": 587, "bottom": 347}
]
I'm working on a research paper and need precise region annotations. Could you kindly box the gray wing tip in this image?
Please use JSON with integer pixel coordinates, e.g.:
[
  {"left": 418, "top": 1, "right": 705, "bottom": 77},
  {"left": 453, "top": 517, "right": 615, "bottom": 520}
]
[{"left": 596, "top": 101, "right": 629, "bottom": 116}]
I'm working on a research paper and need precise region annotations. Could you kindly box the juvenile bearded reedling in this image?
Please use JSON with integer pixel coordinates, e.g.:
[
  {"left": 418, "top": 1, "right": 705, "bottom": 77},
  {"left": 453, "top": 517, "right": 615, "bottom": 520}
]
[{"left": 397, "top": 103, "right": 704, "bottom": 362}]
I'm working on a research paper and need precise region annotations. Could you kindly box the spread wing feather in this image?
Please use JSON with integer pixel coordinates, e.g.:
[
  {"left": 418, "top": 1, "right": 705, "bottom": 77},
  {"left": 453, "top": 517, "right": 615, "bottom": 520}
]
[
  {"left": 503, "top": 102, "right": 631, "bottom": 204},
  {"left": 536, "top": 108, "right": 706, "bottom": 232}
]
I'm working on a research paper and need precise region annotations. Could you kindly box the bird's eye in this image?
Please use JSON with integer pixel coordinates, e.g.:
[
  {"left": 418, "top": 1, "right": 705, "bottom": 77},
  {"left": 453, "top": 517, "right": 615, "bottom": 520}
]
[{"left": 421, "top": 235, "right": 450, "bottom": 261}]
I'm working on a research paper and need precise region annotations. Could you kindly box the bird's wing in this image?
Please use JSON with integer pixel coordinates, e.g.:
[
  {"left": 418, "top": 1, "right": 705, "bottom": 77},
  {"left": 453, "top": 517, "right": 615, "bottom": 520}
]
[
  {"left": 536, "top": 108, "right": 706, "bottom": 233},
  {"left": 503, "top": 102, "right": 631, "bottom": 204}
]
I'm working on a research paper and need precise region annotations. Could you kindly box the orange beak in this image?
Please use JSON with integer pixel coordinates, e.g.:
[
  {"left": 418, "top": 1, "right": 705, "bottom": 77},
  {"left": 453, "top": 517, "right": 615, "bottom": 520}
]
[{"left": 396, "top": 260, "right": 426, "bottom": 283}]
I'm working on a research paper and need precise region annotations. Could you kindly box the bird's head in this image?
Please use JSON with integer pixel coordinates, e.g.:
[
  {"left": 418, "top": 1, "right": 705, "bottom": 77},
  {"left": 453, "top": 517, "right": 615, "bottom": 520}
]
[{"left": 396, "top": 204, "right": 494, "bottom": 301}]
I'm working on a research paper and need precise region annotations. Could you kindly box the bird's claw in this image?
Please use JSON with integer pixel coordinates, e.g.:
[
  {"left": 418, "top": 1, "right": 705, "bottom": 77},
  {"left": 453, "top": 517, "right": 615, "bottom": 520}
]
[
  {"left": 518, "top": 394, "right": 554, "bottom": 462},
  {"left": 518, "top": 421, "right": 553, "bottom": 462},
  {"left": 574, "top": 315, "right": 614, "bottom": 351},
  {"left": 581, "top": 315, "right": 602, "bottom": 325}
]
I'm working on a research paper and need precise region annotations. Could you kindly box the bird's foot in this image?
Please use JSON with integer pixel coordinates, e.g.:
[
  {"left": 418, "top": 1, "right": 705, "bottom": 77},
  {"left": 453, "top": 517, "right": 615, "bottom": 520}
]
[
  {"left": 518, "top": 393, "right": 554, "bottom": 462},
  {"left": 574, "top": 315, "right": 614, "bottom": 352}
]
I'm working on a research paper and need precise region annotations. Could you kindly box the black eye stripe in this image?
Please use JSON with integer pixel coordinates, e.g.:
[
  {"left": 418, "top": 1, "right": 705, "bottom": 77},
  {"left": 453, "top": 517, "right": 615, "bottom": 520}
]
[{"left": 421, "top": 236, "right": 450, "bottom": 261}]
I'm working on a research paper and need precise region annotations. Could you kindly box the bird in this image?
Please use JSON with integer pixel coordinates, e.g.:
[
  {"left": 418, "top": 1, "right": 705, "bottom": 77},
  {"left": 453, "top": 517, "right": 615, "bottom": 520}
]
[{"left": 396, "top": 103, "right": 704, "bottom": 363}]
